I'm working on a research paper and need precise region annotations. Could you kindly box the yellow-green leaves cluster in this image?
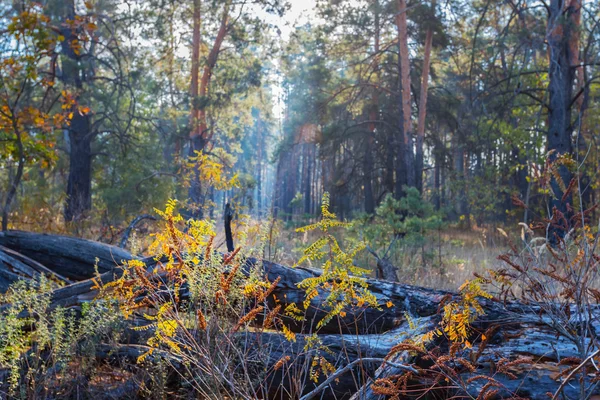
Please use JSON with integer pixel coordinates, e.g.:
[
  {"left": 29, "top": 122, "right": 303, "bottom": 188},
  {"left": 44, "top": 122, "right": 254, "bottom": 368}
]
[
  {"left": 295, "top": 193, "right": 378, "bottom": 330},
  {"left": 440, "top": 278, "right": 492, "bottom": 346}
]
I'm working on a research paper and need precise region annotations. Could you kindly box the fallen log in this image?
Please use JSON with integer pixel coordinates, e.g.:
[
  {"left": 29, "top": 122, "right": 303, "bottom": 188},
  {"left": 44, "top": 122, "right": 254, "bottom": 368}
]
[
  {"left": 0, "top": 230, "right": 414, "bottom": 333},
  {"left": 351, "top": 319, "right": 599, "bottom": 400},
  {"left": 0, "top": 231, "right": 560, "bottom": 335},
  {"left": 0, "top": 245, "right": 71, "bottom": 292},
  {"left": 0, "top": 230, "right": 135, "bottom": 280},
  {"left": 1, "top": 231, "right": 600, "bottom": 399}
]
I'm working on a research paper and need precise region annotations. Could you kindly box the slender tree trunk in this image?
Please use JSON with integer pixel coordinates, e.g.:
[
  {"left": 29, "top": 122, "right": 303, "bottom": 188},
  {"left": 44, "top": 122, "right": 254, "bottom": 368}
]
[
  {"left": 463, "top": 153, "right": 471, "bottom": 228},
  {"left": 385, "top": 135, "right": 395, "bottom": 196},
  {"left": 61, "top": 0, "right": 92, "bottom": 223},
  {"left": 569, "top": 0, "right": 591, "bottom": 210},
  {"left": 188, "top": 0, "right": 204, "bottom": 219},
  {"left": 569, "top": 0, "right": 583, "bottom": 113},
  {"left": 189, "top": 0, "right": 201, "bottom": 140},
  {"left": 288, "top": 148, "right": 298, "bottom": 220},
  {"left": 313, "top": 146, "right": 320, "bottom": 215},
  {"left": 363, "top": 138, "right": 375, "bottom": 214},
  {"left": 433, "top": 125, "right": 442, "bottom": 211},
  {"left": 363, "top": 133, "right": 375, "bottom": 214},
  {"left": 304, "top": 145, "right": 312, "bottom": 215},
  {"left": 197, "top": 3, "right": 229, "bottom": 139},
  {"left": 273, "top": 157, "right": 283, "bottom": 220},
  {"left": 395, "top": 0, "right": 414, "bottom": 198},
  {"left": 256, "top": 117, "right": 263, "bottom": 219},
  {"left": 452, "top": 133, "right": 466, "bottom": 220},
  {"left": 441, "top": 132, "right": 447, "bottom": 207},
  {"left": 188, "top": 1, "right": 229, "bottom": 219},
  {"left": 363, "top": 0, "right": 379, "bottom": 213},
  {"left": 396, "top": 0, "right": 412, "bottom": 143},
  {"left": 1, "top": 125, "right": 24, "bottom": 231},
  {"left": 546, "top": 0, "right": 577, "bottom": 244},
  {"left": 415, "top": 25, "right": 434, "bottom": 194},
  {"left": 65, "top": 114, "right": 93, "bottom": 222}
]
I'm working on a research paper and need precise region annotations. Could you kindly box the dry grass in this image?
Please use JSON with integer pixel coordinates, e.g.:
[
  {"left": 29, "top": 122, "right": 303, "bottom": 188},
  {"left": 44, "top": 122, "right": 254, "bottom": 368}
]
[
  {"left": 10, "top": 206, "right": 510, "bottom": 292},
  {"left": 268, "top": 223, "right": 509, "bottom": 292}
]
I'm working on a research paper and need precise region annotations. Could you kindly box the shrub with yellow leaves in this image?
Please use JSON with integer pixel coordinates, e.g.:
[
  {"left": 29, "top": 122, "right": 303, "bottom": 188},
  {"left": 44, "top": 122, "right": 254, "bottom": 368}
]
[
  {"left": 294, "top": 193, "right": 379, "bottom": 330},
  {"left": 95, "top": 199, "right": 289, "bottom": 399}
]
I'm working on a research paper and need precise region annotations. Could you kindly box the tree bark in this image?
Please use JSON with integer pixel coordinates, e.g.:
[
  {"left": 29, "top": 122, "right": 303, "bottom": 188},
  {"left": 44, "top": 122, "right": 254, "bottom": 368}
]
[
  {"left": 415, "top": 26, "right": 434, "bottom": 194},
  {"left": 363, "top": 0, "right": 380, "bottom": 214},
  {"left": 395, "top": 0, "right": 414, "bottom": 198},
  {"left": 1, "top": 123, "right": 24, "bottom": 231},
  {"left": 256, "top": 113, "right": 264, "bottom": 219},
  {"left": 546, "top": 0, "right": 578, "bottom": 244},
  {"left": 0, "top": 230, "right": 134, "bottom": 280},
  {"left": 188, "top": 0, "right": 204, "bottom": 219},
  {"left": 189, "top": 0, "right": 202, "bottom": 141},
  {"left": 65, "top": 113, "right": 93, "bottom": 223},
  {"left": 363, "top": 137, "right": 375, "bottom": 214},
  {"left": 188, "top": 1, "right": 229, "bottom": 219},
  {"left": 197, "top": 2, "right": 229, "bottom": 140},
  {"left": 0, "top": 246, "right": 71, "bottom": 292},
  {"left": 304, "top": 145, "right": 312, "bottom": 215},
  {"left": 61, "top": 0, "right": 93, "bottom": 223}
]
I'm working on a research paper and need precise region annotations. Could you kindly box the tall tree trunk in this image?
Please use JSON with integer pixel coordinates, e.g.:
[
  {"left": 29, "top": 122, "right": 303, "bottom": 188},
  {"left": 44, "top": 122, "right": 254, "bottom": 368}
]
[
  {"left": 363, "top": 0, "right": 380, "bottom": 213},
  {"left": 304, "top": 145, "right": 312, "bottom": 215},
  {"left": 287, "top": 148, "right": 298, "bottom": 220},
  {"left": 273, "top": 157, "right": 284, "bottom": 219},
  {"left": 451, "top": 133, "right": 466, "bottom": 221},
  {"left": 188, "top": 0, "right": 204, "bottom": 219},
  {"left": 189, "top": 0, "right": 201, "bottom": 141},
  {"left": 441, "top": 133, "right": 447, "bottom": 207},
  {"left": 546, "top": 0, "right": 578, "bottom": 244},
  {"left": 61, "top": 0, "right": 92, "bottom": 223},
  {"left": 415, "top": 24, "right": 434, "bottom": 194},
  {"left": 363, "top": 137, "right": 375, "bottom": 214},
  {"left": 433, "top": 124, "right": 443, "bottom": 211},
  {"left": 395, "top": 0, "right": 414, "bottom": 198},
  {"left": 434, "top": 153, "right": 440, "bottom": 210},
  {"left": 384, "top": 135, "right": 395, "bottom": 196},
  {"left": 197, "top": 3, "right": 229, "bottom": 139},
  {"left": 65, "top": 114, "right": 93, "bottom": 223},
  {"left": 1, "top": 125, "right": 24, "bottom": 231},
  {"left": 256, "top": 116, "right": 263, "bottom": 219},
  {"left": 188, "top": 1, "right": 229, "bottom": 219}
]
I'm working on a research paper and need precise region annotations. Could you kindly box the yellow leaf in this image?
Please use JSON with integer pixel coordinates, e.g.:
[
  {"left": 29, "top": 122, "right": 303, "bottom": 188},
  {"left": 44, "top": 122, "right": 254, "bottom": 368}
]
[
  {"left": 57, "top": 34, "right": 65, "bottom": 41},
  {"left": 386, "top": 301, "right": 393, "bottom": 308},
  {"left": 282, "top": 324, "right": 296, "bottom": 342}
]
